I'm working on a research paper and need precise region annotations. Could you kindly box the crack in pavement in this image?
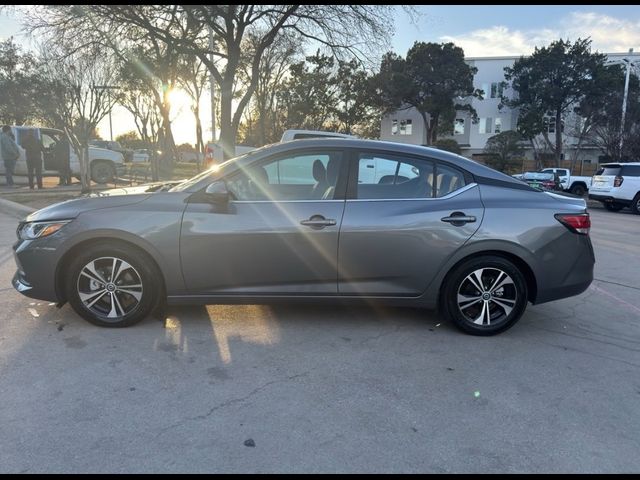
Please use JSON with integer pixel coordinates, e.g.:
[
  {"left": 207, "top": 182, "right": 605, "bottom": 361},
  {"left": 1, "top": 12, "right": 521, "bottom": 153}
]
[
  {"left": 153, "top": 369, "right": 313, "bottom": 439},
  {"left": 594, "top": 278, "right": 640, "bottom": 292}
]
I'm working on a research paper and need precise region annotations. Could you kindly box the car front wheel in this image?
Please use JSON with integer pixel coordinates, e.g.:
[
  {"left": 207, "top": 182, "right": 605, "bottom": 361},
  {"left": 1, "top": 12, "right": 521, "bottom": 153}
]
[
  {"left": 65, "top": 243, "right": 159, "bottom": 327},
  {"left": 441, "top": 255, "right": 529, "bottom": 336}
]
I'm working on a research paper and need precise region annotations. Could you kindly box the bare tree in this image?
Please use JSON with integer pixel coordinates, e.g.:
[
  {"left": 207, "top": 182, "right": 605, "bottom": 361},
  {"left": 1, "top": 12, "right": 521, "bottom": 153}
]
[
  {"left": 24, "top": 5, "right": 394, "bottom": 159},
  {"left": 38, "top": 42, "right": 120, "bottom": 192},
  {"left": 177, "top": 55, "right": 208, "bottom": 167}
]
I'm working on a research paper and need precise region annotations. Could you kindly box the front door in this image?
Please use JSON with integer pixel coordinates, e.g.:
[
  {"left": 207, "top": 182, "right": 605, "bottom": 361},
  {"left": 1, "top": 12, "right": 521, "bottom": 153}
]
[
  {"left": 338, "top": 150, "right": 484, "bottom": 296},
  {"left": 180, "top": 148, "right": 347, "bottom": 295}
]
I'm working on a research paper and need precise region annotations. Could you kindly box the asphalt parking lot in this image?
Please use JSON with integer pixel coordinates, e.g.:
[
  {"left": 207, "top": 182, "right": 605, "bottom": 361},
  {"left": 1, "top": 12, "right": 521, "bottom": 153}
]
[{"left": 0, "top": 205, "right": 638, "bottom": 473}]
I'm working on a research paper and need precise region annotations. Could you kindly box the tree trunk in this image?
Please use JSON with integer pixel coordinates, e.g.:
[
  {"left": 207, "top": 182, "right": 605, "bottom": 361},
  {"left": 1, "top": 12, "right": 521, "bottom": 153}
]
[
  {"left": 419, "top": 111, "right": 430, "bottom": 145},
  {"left": 194, "top": 105, "right": 204, "bottom": 171},
  {"left": 555, "top": 109, "right": 562, "bottom": 167},
  {"left": 219, "top": 75, "right": 236, "bottom": 160}
]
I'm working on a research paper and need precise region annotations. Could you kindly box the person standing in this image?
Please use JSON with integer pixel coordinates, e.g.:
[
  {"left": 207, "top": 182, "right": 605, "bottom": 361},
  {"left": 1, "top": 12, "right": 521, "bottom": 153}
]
[
  {"left": 21, "top": 130, "right": 44, "bottom": 190},
  {"left": 1, "top": 125, "right": 20, "bottom": 187},
  {"left": 55, "top": 136, "right": 72, "bottom": 186}
]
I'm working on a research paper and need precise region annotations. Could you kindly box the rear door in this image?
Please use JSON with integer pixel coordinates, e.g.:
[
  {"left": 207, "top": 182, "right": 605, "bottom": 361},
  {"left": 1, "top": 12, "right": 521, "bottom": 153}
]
[
  {"left": 338, "top": 150, "right": 484, "bottom": 296},
  {"left": 591, "top": 164, "right": 621, "bottom": 194}
]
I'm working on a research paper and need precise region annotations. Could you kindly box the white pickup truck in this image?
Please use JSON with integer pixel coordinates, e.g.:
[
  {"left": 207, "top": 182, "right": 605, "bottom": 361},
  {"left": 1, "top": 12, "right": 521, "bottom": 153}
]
[
  {"left": 0, "top": 126, "right": 125, "bottom": 184},
  {"left": 539, "top": 168, "right": 592, "bottom": 196}
]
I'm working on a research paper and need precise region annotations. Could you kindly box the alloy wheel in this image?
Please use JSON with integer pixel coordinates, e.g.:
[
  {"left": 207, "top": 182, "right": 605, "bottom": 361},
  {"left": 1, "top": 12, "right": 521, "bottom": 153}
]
[
  {"left": 456, "top": 267, "right": 517, "bottom": 326},
  {"left": 76, "top": 256, "right": 143, "bottom": 321}
]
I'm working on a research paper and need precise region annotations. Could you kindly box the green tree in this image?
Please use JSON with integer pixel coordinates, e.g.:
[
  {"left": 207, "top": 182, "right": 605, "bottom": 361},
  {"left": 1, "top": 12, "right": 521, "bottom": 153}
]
[
  {"left": 502, "top": 38, "right": 607, "bottom": 166},
  {"left": 0, "top": 37, "right": 42, "bottom": 125},
  {"left": 433, "top": 138, "right": 461, "bottom": 155},
  {"left": 483, "top": 130, "right": 524, "bottom": 173},
  {"left": 116, "top": 130, "right": 147, "bottom": 149},
  {"left": 373, "top": 42, "right": 481, "bottom": 145}
]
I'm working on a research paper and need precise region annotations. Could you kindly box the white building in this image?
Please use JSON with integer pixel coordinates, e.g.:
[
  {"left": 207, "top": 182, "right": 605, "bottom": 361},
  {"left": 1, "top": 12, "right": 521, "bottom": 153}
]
[{"left": 380, "top": 53, "right": 632, "bottom": 165}]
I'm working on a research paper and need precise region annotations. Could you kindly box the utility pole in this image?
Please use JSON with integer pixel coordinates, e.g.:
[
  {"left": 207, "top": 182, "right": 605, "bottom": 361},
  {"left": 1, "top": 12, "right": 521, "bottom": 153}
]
[
  {"left": 208, "top": 24, "right": 216, "bottom": 144},
  {"left": 619, "top": 48, "right": 634, "bottom": 159},
  {"left": 94, "top": 85, "right": 121, "bottom": 141}
]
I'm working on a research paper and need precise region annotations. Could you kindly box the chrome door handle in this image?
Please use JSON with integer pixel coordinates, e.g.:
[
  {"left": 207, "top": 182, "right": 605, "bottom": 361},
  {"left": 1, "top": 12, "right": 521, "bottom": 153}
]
[
  {"left": 441, "top": 212, "right": 476, "bottom": 226},
  {"left": 300, "top": 216, "right": 336, "bottom": 228}
]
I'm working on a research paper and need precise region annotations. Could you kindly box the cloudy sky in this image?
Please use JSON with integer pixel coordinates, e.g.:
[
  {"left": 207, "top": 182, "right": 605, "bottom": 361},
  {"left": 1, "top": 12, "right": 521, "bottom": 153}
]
[
  {"left": 1, "top": 5, "right": 639, "bottom": 144},
  {"left": 394, "top": 5, "right": 640, "bottom": 56}
]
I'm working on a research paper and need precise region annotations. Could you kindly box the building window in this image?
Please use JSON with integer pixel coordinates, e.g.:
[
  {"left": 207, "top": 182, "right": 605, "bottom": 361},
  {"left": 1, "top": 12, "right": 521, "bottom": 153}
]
[
  {"left": 545, "top": 117, "right": 564, "bottom": 134},
  {"left": 494, "top": 118, "right": 502, "bottom": 133},
  {"left": 479, "top": 117, "right": 493, "bottom": 134},
  {"left": 481, "top": 83, "right": 489, "bottom": 99},
  {"left": 490, "top": 82, "right": 503, "bottom": 98},
  {"left": 399, "top": 119, "right": 412, "bottom": 135},
  {"left": 454, "top": 118, "right": 465, "bottom": 135},
  {"left": 391, "top": 119, "right": 398, "bottom": 135}
]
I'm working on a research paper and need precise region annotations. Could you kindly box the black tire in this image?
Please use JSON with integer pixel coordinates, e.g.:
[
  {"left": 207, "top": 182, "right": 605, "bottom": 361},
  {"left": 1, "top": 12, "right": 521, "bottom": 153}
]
[
  {"left": 570, "top": 184, "right": 586, "bottom": 196},
  {"left": 90, "top": 160, "right": 116, "bottom": 184},
  {"left": 65, "top": 242, "right": 161, "bottom": 327},
  {"left": 604, "top": 202, "right": 624, "bottom": 212},
  {"left": 631, "top": 193, "right": 640, "bottom": 215},
  {"left": 441, "top": 255, "right": 528, "bottom": 336}
]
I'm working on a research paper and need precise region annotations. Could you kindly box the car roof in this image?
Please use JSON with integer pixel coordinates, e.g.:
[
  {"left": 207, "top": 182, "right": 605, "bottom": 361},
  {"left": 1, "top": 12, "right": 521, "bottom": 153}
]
[{"left": 600, "top": 162, "right": 640, "bottom": 167}]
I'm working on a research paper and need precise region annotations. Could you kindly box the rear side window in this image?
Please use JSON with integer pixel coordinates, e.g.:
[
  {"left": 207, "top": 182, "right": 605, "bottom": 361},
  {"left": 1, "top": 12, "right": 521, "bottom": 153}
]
[
  {"left": 355, "top": 153, "right": 467, "bottom": 199},
  {"left": 621, "top": 165, "right": 640, "bottom": 177},
  {"left": 436, "top": 163, "right": 466, "bottom": 197}
]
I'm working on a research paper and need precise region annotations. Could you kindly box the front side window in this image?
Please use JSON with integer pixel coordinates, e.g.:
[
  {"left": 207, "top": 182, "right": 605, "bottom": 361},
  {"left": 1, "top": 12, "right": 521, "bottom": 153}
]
[{"left": 226, "top": 151, "right": 343, "bottom": 201}]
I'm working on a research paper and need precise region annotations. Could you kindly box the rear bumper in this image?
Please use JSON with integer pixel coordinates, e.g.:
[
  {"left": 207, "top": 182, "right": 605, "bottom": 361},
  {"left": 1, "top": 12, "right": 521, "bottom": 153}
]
[
  {"left": 588, "top": 194, "right": 630, "bottom": 206},
  {"left": 533, "top": 235, "right": 595, "bottom": 305}
]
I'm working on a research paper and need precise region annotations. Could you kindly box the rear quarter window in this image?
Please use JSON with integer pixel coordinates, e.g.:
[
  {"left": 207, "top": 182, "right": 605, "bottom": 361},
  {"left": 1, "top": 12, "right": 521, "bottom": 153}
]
[
  {"left": 621, "top": 165, "right": 640, "bottom": 177},
  {"left": 597, "top": 166, "right": 622, "bottom": 176}
]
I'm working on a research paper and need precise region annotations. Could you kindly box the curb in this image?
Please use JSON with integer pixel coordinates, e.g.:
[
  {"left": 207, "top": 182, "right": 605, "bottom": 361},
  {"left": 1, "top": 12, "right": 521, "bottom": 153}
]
[{"left": 0, "top": 197, "right": 36, "bottom": 220}]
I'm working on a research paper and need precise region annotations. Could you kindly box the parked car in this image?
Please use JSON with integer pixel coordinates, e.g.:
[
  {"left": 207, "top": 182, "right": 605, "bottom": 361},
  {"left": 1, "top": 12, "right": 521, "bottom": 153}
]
[
  {"left": 89, "top": 139, "right": 134, "bottom": 163},
  {"left": 132, "top": 149, "right": 151, "bottom": 163},
  {"left": 520, "top": 172, "right": 562, "bottom": 191},
  {"left": 0, "top": 126, "right": 125, "bottom": 184},
  {"left": 539, "top": 168, "right": 592, "bottom": 195},
  {"left": 589, "top": 162, "right": 640, "bottom": 214},
  {"left": 12, "top": 138, "right": 594, "bottom": 335}
]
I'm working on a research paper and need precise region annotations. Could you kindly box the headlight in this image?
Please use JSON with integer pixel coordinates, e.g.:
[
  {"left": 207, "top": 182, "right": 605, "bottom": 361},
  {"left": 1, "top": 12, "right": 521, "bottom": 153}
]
[{"left": 18, "top": 220, "right": 71, "bottom": 240}]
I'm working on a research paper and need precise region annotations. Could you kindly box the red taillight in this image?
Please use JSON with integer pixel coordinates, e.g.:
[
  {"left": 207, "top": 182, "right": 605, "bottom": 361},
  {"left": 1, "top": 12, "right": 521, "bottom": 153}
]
[
  {"left": 555, "top": 213, "right": 590, "bottom": 235},
  {"left": 614, "top": 176, "right": 624, "bottom": 187}
]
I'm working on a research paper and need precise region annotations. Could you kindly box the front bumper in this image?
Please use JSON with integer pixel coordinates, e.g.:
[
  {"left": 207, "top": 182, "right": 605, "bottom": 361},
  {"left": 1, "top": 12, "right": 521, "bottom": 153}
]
[{"left": 12, "top": 238, "right": 62, "bottom": 303}]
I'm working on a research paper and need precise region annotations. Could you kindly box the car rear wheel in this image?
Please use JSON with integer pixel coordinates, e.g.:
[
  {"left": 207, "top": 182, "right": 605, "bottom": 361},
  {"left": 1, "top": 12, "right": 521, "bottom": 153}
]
[
  {"left": 570, "top": 184, "right": 586, "bottom": 196},
  {"left": 65, "top": 243, "right": 159, "bottom": 327},
  {"left": 631, "top": 193, "right": 640, "bottom": 215},
  {"left": 604, "top": 202, "right": 624, "bottom": 212},
  {"left": 441, "top": 256, "right": 528, "bottom": 336},
  {"left": 90, "top": 160, "right": 115, "bottom": 184}
]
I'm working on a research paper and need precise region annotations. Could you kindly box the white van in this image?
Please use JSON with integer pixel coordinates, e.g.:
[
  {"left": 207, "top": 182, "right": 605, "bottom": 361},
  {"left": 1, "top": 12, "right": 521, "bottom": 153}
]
[
  {"left": 204, "top": 142, "right": 256, "bottom": 167},
  {"left": 0, "top": 126, "right": 125, "bottom": 184},
  {"left": 280, "top": 129, "right": 357, "bottom": 142}
]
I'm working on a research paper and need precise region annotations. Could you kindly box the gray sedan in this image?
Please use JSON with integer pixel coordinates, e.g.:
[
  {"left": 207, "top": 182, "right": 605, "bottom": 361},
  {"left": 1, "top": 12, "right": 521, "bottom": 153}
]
[{"left": 12, "top": 139, "right": 594, "bottom": 335}]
